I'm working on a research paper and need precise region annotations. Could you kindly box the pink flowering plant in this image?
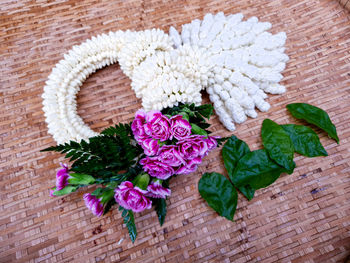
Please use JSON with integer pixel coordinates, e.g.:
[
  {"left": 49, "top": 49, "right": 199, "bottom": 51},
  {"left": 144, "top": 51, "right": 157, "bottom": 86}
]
[{"left": 42, "top": 103, "right": 223, "bottom": 242}]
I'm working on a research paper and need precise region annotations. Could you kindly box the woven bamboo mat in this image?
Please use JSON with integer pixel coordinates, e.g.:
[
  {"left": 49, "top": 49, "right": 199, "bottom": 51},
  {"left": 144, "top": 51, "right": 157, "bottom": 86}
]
[
  {"left": 1, "top": 0, "right": 350, "bottom": 262},
  {"left": 339, "top": 0, "right": 350, "bottom": 10}
]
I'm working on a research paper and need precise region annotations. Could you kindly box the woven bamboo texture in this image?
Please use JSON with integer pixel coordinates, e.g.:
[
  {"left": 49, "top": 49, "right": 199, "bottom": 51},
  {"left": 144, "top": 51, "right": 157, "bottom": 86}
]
[
  {"left": 1, "top": 0, "right": 350, "bottom": 262},
  {"left": 338, "top": 0, "right": 350, "bottom": 11}
]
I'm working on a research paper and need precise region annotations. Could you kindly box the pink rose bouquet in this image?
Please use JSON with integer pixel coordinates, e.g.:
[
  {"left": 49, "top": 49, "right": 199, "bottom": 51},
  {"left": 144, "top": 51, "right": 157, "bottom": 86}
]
[
  {"left": 43, "top": 103, "right": 221, "bottom": 242},
  {"left": 114, "top": 181, "right": 152, "bottom": 213}
]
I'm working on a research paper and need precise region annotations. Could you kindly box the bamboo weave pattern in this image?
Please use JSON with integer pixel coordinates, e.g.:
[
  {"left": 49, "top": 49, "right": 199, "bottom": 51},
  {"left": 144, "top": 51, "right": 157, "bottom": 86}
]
[{"left": 0, "top": 0, "right": 350, "bottom": 262}]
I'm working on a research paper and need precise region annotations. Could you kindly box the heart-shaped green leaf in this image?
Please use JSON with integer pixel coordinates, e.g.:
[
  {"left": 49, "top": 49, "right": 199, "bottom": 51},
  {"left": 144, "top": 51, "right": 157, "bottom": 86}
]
[
  {"left": 222, "top": 135, "right": 250, "bottom": 177},
  {"left": 232, "top": 149, "right": 288, "bottom": 189},
  {"left": 222, "top": 135, "right": 255, "bottom": 200},
  {"left": 286, "top": 103, "right": 339, "bottom": 143},
  {"left": 262, "top": 119, "right": 295, "bottom": 174},
  {"left": 281, "top": 124, "right": 328, "bottom": 157},
  {"left": 238, "top": 185, "right": 255, "bottom": 201},
  {"left": 198, "top": 172, "right": 238, "bottom": 221}
]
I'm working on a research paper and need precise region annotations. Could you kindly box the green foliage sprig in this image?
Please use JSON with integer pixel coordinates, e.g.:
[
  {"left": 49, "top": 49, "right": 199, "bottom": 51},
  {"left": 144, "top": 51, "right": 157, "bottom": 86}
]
[
  {"left": 42, "top": 123, "right": 144, "bottom": 180},
  {"left": 42, "top": 123, "right": 145, "bottom": 240}
]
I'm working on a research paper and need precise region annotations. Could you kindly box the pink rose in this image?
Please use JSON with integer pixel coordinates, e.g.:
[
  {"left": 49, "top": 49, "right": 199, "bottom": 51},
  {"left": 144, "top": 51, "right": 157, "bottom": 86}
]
[
  {"left": 83, "top": 193, "right": 104, "bottom": 217},
  {"left": 146, "top": 180, "right": 171, "bottom": 199},
  {"left": 170, "top": 115, "right": 192, "bottom": 140},
  {"left": 140, "top": 157, "right": 175, "bottom": 180},
  {"left": 141, "top": 138, "right": 160, "bottom": 156},
  {"left": 158, "top": 145, "right": 185, "bottom": 167},
  {"left": 114, "top": 181, "right": 152, "bottom": 213},
  {"left": 176, "top": 157, "right": 202, "bottom": 175},
  {"left": 144, "top": 112, "right": 170, "bottom": 141},
  {"left": 206, "top": 136, "right": 218, "bottom": 151},
  {"left": 131, "top": 110, "right": 148, "bottom": 142},
  {"left": 56, "top": 163, "right": 70, "bottom": 190},
  {"left": 177, "top": 135, "right": 208, "bottom": 160},
  {"left": 203, "top": 136, "right": 218, "bottom": 155},
  {"left": 145, "top": 110, "right": 162, "bottom": 122}
]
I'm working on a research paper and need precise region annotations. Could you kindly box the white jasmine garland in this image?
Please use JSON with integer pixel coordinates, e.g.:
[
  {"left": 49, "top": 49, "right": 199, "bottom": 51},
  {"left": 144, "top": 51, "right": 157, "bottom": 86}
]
[{"left": 42, "top": 12, "right": 289, "bottom": 143}]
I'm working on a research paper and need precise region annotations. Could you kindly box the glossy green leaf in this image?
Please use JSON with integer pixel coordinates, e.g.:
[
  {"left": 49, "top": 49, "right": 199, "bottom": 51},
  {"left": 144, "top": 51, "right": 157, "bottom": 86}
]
[
  {"left": 191, "top": 123, "right": 208, "bottom": 135},
  {"left": 99, "top": 188, "right": 115, "bottom": 204},
  {"left": 68, "top": 173, "right": 95, "bottom": 185},
  {"left": 91, "top": 188, "right": 104, "bottom": 197},
  {"left": 221, "top": 135, "right": 255, "bottom": 200},
  {"left": 286, "top": 103, "right": 339, "bottom": 143},
  {"left": 238, "top": 185, "right": 255, "bottom": 201},
  {"left": 281, "top": 124, "right": 328, "bottom": 157},
  {"left": 119, "top": 206, "right": 137, "bottom": 243},
  {"left": 196, "top": 104, "right": 214, "bottom": 119},
  {"left": 232, "top": 149, "right": 288, "bottom": 189},
  {"left": 154, "top": 198, "right": 167, "bottom": 226},
  {"left": 52, "top": 186, "right": 77, "bottom": 196},
  {"left": 198, "top": 172, "right": 238, "bottom": 220},
  {"left": 216, "top": 137, "right": 229, "bottom": 146},
  {"left": 91, "top": 187, "right": 116, "bottom": 204},
  {"left": 178, "top": 112, "right": 190, "bottom": 121},
  {"left": 103, "top": 198, "right": 116, "bottom": 215},
  {"left": 262, "top": 119, "right": 295, "bottom": 174},
  {"left": 222, "top": 135, "right": 250, "bottom": 178}
]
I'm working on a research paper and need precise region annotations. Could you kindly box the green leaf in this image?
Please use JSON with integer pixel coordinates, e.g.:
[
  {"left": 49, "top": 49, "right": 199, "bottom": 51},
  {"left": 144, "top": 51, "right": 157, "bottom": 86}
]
[
  {"left": 43, "top": 123, "right": 143, "bottom": 179},
  {"left": 281, "top": 124, "right": 328, "bottom": 157},
  {"left": 91, "top": 188, "right": 116, "bottom": 215},
  {"left": 178, "top": 112, "right": 190, "bottom": 121},
  {"left": 154, "top": 198, "right": 167, "bottom": 226},
  {"left": 191, "top": 123, "right": 208, "bottom": 135},
  {"left": 286, "top": 103, "right": 339, "bottom": 143},
  {"left": 100, "top": 188, "right": 115, "bottom": 204},
  {"left": 52, "top": 186, "right": 77, "bottom": 196},
  {"left": 196, "top": 122, "right": 211, "bottom": 129},
  {"left": 103, "top": 198, "right": 116, "bottom": 215},
  {"left": 41, "top": 143, "right": 68, "bottom": 152},
  {"left": 68, "top": 173, "right": 96, "bottom": 185},
  {"left": 119, "top": 206, "right": 137, "bottom": 243},
  {"left": 222, "top": 135, "right": 250, "bottom": 177},
  {"left": 101, "top": 123, "right": 131, "bottom": 137},
  {"left": 238, "top": 185, "right": 255, "bottom": 201},
  {"left": 91, "top": 187, "right": 116, "bottom": 204},
  {"left": 198, "top": 172, "right": 238, "bottom": 221},
  {"left": 91, "top": 188, "right": 105, "bottom": 197},
  {"left": 216, "top": 137, "right": 229, "bottom": 146},
  {"left": 222, "top": 135, "right": 255, "bottom": 200},
  {"left": 232, "top": 149, "right": 288, "bottom": 189},
  {"left": 261, "top": 119, "right": 295, "bottom": 174},
  {"left": 132, "top": 173, "right": 150, "bottom": 191},
  {"left": 196, "top": 104, "right": 214, "bottom": 119}
]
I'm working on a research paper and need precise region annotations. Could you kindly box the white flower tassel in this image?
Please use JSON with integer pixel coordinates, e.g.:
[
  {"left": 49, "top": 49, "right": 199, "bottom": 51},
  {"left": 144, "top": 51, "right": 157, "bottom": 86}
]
[{"left": 169, "top": 12, "right": 289, "bottom": 131}]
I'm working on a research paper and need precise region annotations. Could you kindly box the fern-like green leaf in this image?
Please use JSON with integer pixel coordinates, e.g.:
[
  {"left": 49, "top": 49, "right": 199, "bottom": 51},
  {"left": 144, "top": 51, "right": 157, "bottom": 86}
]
[{"left": 41, "top": 123, "right": 143, "bottom": 181}]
